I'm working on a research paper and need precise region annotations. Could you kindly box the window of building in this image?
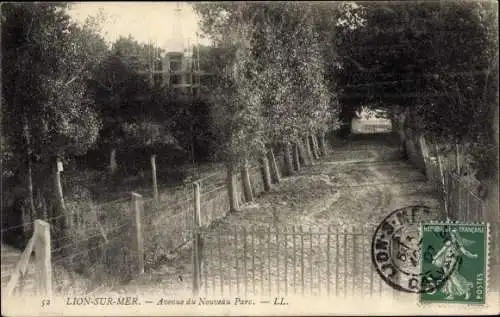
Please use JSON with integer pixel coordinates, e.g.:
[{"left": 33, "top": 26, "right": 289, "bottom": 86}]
[
  {"left": 170, "top": 75, "right": 182, "bottom": 85},
  {"left": 154, "top": 60, "right": 162, "bottom": 71},
  {"left": 153, "top": 74, "right": 163, "bottom": 85},
  {"left": 170, "top": 60, "right": 182, "bottom": 72}
]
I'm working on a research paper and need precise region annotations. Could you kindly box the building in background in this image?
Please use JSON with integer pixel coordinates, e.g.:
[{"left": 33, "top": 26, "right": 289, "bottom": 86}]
[
  {"left": 140, "top": 3, "right": 212, "bottom": 97},
  {"left": 164, "top": 42, "right": 198, "bottom": 95}
]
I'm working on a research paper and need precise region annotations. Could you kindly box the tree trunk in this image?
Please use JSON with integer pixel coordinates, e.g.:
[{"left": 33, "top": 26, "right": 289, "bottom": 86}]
[
  {"left": 241, "top": 160, "right": 253, "bottom": 203},
  {"left": 400, "top": 128, "right": 407, "bottom": 157},
  {"left": 150, "top": 154, "right": 159, "bottom": 204},
  {"left": 293, "top": 143, "right": 301, "bottom": 172},
  {"left": 394, "top": 112, "right": 407, "bottom": 155},
  {"left": 109, "top": 148, "right": 118, "bottom": 174},
  {"left": 312, "top": 133, "right": 321, "bottom": 159},
  {"left": 227, "top": 166, "right": 239, "bottom": 213},
  {"left": 268, "top": 146, "right": 281, "bottom": 184},
  {"left": 316, "top": 134, "right": 322, "bottom": 157},
  {"left": 319, "top": 131, "right": 328, "bottom": 156},
  {"left": 261, "top": 154, "right": 272, "bottom": 192},
  {"left": 455, "top": 143, "right": 460, "bottom": 175},
  {"left": 297, "top": 140, "right": 308, "bottom": 166},
  {"left": 309, "top": 134, "right": 318, "bottom": 159},
  {"left": 36, "top": 188, "right": 47, "bottom": 221},
  {"left": 284, "top": 142, "right": 294, "bottom": 176},
  {"left": 26, "top": 160, "right": 36, "bottom": 221},
  {"left": 22, "top": 116, "right": 36, "bottom": 220},
  {"left": 304, "top": 135, "right": 315, "bottom": 165}
]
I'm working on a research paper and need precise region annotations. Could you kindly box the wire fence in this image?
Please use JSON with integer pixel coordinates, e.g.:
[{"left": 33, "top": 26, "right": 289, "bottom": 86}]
[
  {"left": 1, "top": 142, "right": 301, "bottom": 297},
  {"left": 144, "top": 153, "right": 289, "bottom": 258},
  {"left": 1, "top": 192, "right": 146, "bottom": 296},
  {"left": 144, "top": 192, "right": 194, "bottom": 256},
  {"left": 200, "top": 187, "right": 231, "bottom": 227},
  {"left": 50, "top": 196, "right": 137, "bottom": 294}
]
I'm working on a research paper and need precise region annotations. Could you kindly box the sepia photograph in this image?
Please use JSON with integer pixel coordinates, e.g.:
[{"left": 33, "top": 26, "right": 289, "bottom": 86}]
[{"left": 1, "top": 1, "right": 499, "bottom": 315}]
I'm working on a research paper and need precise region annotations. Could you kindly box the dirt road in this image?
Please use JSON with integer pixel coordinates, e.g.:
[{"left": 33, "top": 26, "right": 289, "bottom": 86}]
[{"left": 122, "top": 134, "right": 443, "bottom": 297}]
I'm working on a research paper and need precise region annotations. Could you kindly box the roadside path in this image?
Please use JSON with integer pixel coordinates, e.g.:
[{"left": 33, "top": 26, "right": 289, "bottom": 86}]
[{"left": 122, "top": 134, "right": 442, "bottom": 296}]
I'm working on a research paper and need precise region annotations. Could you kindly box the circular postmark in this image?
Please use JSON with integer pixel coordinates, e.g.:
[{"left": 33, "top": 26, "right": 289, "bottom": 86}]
[{"left": 371, "top": 205, "right": 455, "bottom": 293}]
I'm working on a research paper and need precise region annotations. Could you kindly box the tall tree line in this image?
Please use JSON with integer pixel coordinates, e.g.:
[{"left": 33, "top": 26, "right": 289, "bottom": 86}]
[
  {"left": 193, "top": 2, "right": 346, "bottom": 209},
  {"left": 0, "top": 3, "right": 198, "bottom": 235}
]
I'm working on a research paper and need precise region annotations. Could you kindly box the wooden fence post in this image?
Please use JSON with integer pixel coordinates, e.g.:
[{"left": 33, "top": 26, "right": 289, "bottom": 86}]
[
  {"left": 150, "top": 154, "right": 159, "bottom": 204},
  {"left": 241, "top": 160, "right": 254, "bottom": 203},
  {"left": 418, "top": 135, "right": 428, "bottom": 175},
  {"left": 4, "top": 235, "right": 36, "bottom": 299},
  {"left": 433, "top": 142, "right": 448, "bottom": 217},
  {"left": 54, "top": 158, "right": 66, "bottom": 233},
  {"left": 261, "top": 154, "right": 272, "bottom": 192},
  {"left": 227, "top": 166, "right": 239, "bottom": 212},
  {"left": 54, "top": 158, "right": 65, "bottom": 210},
  {"left": 457, "top": 180, "right": 462, "bottom": 219},
  {"left": 192, "top": 182, "right": 202, "bottom": 296},
  {"left": 268, "top": 147, "right": 281, "bottom": 184},
  {"left": 131, "top": 192, "right": 144, "bottom": 275},
  {"left": 34, "top": 220, "right": 52, "bottom": 297}
]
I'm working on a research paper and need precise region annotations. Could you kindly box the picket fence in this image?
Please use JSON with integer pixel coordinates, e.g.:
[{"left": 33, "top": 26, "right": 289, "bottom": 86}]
[
  {"left": 194, "top": 225, "right": 396, "bottom": 298},
  {"left": 414, "top": 135, "right": 500, "bottom": 290},
  {"left": 415, "top": 136, "right": 486, "bottom": 222}
]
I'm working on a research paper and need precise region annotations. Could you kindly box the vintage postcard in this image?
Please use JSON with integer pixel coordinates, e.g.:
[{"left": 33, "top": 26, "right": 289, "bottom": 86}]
[{"left": 1, "top": 1, "right": 499, "bottom": 316}]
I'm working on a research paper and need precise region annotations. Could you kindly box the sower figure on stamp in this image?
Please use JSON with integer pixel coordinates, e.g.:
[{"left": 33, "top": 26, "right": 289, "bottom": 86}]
[{"left": 432, "top": 229, "right": 478, "bottom": 300}]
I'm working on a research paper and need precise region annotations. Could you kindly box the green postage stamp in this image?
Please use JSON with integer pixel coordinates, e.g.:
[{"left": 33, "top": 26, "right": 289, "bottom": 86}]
[{"left": 420, "top": 222, "right": 489, "bottom": 304}]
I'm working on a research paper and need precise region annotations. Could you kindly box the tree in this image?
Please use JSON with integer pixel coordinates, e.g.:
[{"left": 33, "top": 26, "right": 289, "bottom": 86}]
[
  {"left": 194, "top": 2, "right": 268, "bottom": 210},
  {"left": 89, "top": 47, "right": 148, "bottom": 173},
  {"left": 246, "top": 3, "right": 340, "bottom": 162},
  {"left": 335, "top": 1, "right": 498, "bottom": 183},
  {"left": 90, "top": 35, "right": 183, "bottom": 175},
  {"left": 194, "top": 2, "right": 344, "bottom": 204},
  {"left": 2, "top": 3, "right": 107, "bottom": 230}
]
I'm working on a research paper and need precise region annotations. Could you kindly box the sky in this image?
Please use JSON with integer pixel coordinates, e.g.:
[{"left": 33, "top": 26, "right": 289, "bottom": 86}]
[{"left": 67, "top": 2, "right": 211, "bottom": 51}]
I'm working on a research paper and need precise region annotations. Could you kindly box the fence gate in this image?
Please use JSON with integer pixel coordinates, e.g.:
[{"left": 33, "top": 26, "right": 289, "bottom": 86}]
[{"left": 194, "top": 225, "right": 396, "bottom": 299}]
